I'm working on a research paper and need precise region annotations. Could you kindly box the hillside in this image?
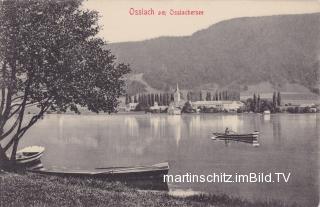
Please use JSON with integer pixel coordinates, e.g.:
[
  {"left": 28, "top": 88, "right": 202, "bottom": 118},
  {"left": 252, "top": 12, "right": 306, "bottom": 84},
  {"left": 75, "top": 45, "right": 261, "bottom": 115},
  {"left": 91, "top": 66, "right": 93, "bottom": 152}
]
[{"left": 107, "top": 13, "right": 319, "bottom": 94}]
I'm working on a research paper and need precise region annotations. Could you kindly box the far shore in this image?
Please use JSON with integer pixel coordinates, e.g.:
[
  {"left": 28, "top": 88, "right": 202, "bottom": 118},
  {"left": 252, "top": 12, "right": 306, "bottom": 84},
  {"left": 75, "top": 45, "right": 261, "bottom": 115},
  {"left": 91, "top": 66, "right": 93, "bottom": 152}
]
[{"left": 25, "top": 110, "right": 319, "bottom": 116}]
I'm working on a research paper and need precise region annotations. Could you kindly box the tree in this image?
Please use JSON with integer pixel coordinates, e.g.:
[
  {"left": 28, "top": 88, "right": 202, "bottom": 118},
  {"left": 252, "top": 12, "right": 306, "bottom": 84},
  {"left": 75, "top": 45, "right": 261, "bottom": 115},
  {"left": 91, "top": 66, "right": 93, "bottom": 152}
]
[
  {"left": 128, "top": 96, "right": 132, "bottom": 103},
  {"left": 277, "top": 92, "right": 281, "bottom": 106},
  {"left": 206, "top": 92, "right": 211, "bottom": 101},
  {"left": 159, "top": 93, "right": 163, "bottom": 105},
  {"left": 187, "top": 91, "right": 191, "bottom": 101},
  {"left": 166, "top": 93, "right": 170, "bottom": 105},
  {"left": 260, "top": 99, "right": 273, "bottom": 112},
  {"left": 133, "top": 95, "right": 137, "bottom": 103},
  {"left": 253, "top": 93, "right": 257, "bottom": 112},
  {"left": 155, "top": 93, "right": 159, "bottom": 103},
  {"left": 0, "top": 0, "right": 130, "bottom": 169},
  {"left": 272, "top": 92, "right": 277, "bottom": 109},
  {"left": 162, "top": 94, "right": 166, "bottom": 105},
  {"left": 188, "top": 91, "right": 194, "bottom": 102},
  {"left": 199, "top": 91, "right": 203, "bottom": 101},
  {"left": 162, "top": 94, "right": 166, "bottom": 106},
  {"left": 245, "top": 98, "right": 254, "bottom": 112},
  {"left": 125, "top": 94, "right": 130, "bottom": 105},
  {"left": 147, "top": 94, "right": 151, "bottom": 106},
  {"left": 257, "top": 94, "right": 261, "bottom": 112},
  {"left": 182, "top": 101, "right": 193, "bottom": 113},
  {"left": 145, "top": 94, "right": 149, "bottom": 106},
  {"left": 151, "top": 93, "right": 155, "bottom": 106}
]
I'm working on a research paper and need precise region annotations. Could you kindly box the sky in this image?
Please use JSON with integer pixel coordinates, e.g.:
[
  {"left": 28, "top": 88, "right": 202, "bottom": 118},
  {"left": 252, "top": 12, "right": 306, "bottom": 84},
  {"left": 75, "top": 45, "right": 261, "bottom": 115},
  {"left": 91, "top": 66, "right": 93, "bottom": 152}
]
[{"left": 83, "top": 0, "right": 320, "bottom": 43}]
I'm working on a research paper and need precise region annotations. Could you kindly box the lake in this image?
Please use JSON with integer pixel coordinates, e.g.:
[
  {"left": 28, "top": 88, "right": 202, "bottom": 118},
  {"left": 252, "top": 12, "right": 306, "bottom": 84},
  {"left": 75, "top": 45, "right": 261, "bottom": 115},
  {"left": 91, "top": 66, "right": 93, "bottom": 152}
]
[{"left": 19, "top": 113, "right": 318, "bottom": 206}]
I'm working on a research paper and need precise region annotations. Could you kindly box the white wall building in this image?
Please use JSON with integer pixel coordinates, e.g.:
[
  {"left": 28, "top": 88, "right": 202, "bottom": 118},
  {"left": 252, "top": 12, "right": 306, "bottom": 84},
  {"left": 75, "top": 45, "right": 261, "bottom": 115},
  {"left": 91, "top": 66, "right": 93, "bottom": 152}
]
[
  {"left": 126, "top": 102, "right": 139, "bottom": 111},
  {"left": 192, "top": 100, "right": 244, "bottom": 111}
]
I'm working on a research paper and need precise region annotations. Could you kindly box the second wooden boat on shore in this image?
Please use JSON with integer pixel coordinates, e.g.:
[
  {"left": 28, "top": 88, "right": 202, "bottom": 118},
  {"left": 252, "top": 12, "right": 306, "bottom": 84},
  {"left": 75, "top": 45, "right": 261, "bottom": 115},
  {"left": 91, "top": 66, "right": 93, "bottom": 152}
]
[{"left": 29, "top": 162, "right": 169, "bottom": 181}]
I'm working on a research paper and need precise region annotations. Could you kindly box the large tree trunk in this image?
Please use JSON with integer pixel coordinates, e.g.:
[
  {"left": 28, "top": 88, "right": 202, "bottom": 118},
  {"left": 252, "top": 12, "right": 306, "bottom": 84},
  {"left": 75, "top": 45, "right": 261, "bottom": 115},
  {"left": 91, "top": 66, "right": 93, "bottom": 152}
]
[
  {"left": 0, "top": 145, "right": 10, "bottom": 170},
  {"left": 10, "top": 137, "right": 19, "bottom": 161}
]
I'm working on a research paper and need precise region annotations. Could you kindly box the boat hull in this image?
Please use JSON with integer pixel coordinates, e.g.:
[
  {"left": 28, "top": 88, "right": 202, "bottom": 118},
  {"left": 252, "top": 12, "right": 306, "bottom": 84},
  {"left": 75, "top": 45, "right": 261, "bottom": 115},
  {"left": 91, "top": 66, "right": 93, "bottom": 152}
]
[
  {"left": 212, "top": 132, "right": 259, "bottom": 140},
  {"left": 14, "top": 146, "right": 45, "bottom": 170},
  {"left": 29, "top": 162, "right": 170, "bottom": 190},
  {"left": 32, "top": 168, "right": 169, "bottom": 181},
  {"left": 29, "top": 162, "right": 169, "bottom": 181}
]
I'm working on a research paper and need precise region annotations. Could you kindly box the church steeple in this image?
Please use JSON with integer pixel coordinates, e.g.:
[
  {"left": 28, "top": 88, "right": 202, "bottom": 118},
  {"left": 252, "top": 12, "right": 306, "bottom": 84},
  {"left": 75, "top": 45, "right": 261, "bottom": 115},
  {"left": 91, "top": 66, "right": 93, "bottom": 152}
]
[{"left": 174, "top": 83, "right": 181, "bottom": 104}]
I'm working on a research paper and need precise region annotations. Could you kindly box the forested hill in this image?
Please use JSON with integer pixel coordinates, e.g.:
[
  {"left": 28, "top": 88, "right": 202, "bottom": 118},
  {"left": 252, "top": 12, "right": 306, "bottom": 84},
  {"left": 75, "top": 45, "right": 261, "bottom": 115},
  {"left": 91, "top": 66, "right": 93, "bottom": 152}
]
[{"left": 107, "top": 13, "right": 320, "bottom": 93}]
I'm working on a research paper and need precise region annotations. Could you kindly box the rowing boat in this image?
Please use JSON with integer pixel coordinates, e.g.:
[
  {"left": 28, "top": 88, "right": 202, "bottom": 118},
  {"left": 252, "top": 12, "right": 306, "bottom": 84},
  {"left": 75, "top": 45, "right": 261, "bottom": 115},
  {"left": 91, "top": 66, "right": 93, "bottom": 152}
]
[
  {"left": 15, "top": 146, "right": 45, "bottom": 170},
  {"left": 211, "top": 131, "right": 259, "bottom": 140},
  {"left": 29, "top": 162, "right": 169, "bottom": 181}
]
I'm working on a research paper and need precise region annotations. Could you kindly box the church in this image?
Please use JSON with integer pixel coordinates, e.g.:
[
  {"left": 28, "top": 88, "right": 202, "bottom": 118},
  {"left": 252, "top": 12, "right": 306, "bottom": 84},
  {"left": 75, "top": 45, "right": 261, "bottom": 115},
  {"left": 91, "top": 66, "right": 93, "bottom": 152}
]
[{"left": 167, "top": 84, "right": 183, "bottom": 115}]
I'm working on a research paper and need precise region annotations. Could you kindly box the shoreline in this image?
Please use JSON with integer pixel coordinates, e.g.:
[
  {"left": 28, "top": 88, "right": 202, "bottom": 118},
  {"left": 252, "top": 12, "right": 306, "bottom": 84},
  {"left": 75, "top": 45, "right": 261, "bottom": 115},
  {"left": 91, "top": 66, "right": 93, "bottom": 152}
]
[
  {"left": 0, "top": 172, "right": 299, "bottom": 207},
  {"left": 27, "top": 111, "right": 319, "bottom": 115}
]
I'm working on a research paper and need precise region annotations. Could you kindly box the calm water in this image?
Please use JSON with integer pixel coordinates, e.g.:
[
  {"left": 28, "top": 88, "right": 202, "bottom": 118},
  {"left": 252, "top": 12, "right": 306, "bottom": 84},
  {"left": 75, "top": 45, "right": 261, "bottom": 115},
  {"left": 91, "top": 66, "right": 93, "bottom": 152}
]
[{"left": 20, "top": 113, "right": 319, "bottom": 206}]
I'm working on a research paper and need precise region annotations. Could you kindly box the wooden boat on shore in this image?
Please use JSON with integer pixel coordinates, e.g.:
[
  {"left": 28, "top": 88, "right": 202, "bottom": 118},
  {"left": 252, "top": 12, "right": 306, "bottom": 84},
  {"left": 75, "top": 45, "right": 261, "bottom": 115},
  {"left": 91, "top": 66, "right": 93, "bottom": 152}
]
[
  {"left": 15, "top": 146, "right": 45, "bottom": 170},
  {"left": 29, "top": 162, "right": 169, "bottom": 182},
  {"left": 211, "top": 131, "right": 259, "bottom": 140}
]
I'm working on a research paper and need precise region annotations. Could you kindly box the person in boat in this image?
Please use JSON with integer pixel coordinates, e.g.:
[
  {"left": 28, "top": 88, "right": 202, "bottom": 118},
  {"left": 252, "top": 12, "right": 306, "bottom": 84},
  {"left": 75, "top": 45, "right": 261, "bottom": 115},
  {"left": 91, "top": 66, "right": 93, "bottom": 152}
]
[
  {"left": 225, "top": 127, "right": 230, "bottom": 134},
  {"left": 225, "top": 128, "right": 236, "bottom": 135}
]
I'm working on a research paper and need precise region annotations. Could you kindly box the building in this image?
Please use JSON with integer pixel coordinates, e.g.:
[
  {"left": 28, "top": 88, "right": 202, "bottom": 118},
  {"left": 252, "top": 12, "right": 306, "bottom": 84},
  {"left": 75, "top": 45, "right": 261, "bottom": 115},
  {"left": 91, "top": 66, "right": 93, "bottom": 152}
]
[
  {"left": 167, "top": 84, "right": 182, "bottom": 115},
  {"left": 126, "top": 102, "right": 138, "bottom": 112},
  {"left": 191, "top": 100, "right": 245, "bottom": 112},
  {"left": 173, "top": 83, "right": 181, "bottom": 105},
  {"left": 150, "top": 102, "right": 167, "bottom": 112},
  {"left": 167, "top": 102, "right": 181, "bottom": 115}
]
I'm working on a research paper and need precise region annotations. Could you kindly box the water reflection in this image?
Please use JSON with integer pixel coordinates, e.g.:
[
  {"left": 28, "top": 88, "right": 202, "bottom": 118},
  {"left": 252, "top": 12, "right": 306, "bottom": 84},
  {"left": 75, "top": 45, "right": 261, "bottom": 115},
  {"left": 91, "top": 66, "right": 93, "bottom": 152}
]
[
  {"left": 216, "top": 138, "right": 260, "bottom": 147},
  {"left": 124, "top": 116, "right": 139, "bottom": 137},
  {"left": 272, "top": 115, "right": 282, "bottom": 148},
  {"left": 221, "top": 115, "right": 243, "bottom": 132},
  {"left": 188, "top": 116, "right": 201, "bottom": 136},
  {"left": 263, "top": 114, "right": 271, "bottom": 121},
  {"left": 56, "top": 115, "right": 98, "bottom": 148},
  {"left": 19, "top": 114, "right": 319, "bottom": 207},
  {"left": 167, "top": 116, "right": 182, "bottom": 147},
  {"left": 58, "top": 115, "right": 63, "bottom": 139}
]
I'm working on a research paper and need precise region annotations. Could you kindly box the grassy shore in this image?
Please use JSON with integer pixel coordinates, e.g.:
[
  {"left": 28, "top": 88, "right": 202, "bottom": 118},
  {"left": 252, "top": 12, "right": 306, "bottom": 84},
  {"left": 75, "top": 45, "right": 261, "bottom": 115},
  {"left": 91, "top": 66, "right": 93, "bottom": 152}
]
[{"left": 0, "top": 172, "right": 298, "bottom": 207}]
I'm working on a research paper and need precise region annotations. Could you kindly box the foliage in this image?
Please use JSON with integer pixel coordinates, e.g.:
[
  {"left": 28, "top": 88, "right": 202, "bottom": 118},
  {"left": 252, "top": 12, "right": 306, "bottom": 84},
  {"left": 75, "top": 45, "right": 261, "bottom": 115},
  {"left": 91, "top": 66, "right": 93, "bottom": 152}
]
[
  {"left": 0, "top": 0, "right": 130, "bottom": 166},
  {"left": 133, "top": 93, "right": 172, "bottom": 111},
  {"left": 182, "top": 101, "right": 194, "bottom": 113},
  {"left": 201, "top": 107, "right": 221, "bottom": 113},
  {"left": 277, "top": 92, "right": 281, "bottom": 106},
  {"left": 206, "top": 92, "right": 211, "bottom": 101},
  {"left": 287, "top": 106, "right": 316, "bottom": 113},
  {"left": 245, "top": 92, "right": 281, "bottom": 113}
]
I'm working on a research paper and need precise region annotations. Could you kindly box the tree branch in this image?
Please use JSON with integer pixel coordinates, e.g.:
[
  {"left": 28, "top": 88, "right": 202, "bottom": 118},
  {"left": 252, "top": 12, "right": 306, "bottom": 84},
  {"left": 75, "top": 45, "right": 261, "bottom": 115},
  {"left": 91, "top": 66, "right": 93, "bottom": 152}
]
[
  {"left": 0, "top": 114, "right": 20, "bottom": 141},
  {"left": 0, "top": 61, "right": 7, "bottom": 132},
  {"left": 11, "top": 95, "right": 24, "bottom": 103},
  {"left": 0, "top": 63, "right": 14, "bottom": 131},
  {"left": 0, "top": 87, "right": 5, "bottom": 116},
  {"left": 4, "top": 97, "right": 53, "bottom": 152}
]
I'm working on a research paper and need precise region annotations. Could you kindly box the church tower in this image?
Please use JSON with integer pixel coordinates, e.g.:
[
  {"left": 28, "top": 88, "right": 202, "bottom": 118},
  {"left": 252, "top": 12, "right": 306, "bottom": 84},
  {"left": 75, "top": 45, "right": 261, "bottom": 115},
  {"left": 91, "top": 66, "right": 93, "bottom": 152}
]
[{"left": 174, "top": 83, "right": 181, "bottom": 105}]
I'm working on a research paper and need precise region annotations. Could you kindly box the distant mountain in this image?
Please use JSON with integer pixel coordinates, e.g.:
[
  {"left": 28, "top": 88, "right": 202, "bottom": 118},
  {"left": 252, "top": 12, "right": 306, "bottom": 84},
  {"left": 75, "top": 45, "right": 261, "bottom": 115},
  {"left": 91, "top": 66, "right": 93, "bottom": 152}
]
[{"left": 107, "top": 13, "right": 320, "bottom": 94}]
